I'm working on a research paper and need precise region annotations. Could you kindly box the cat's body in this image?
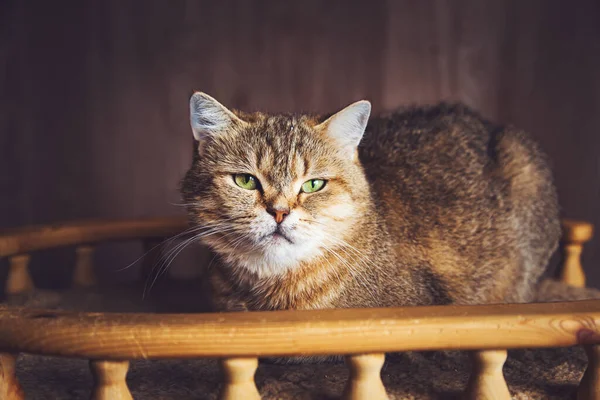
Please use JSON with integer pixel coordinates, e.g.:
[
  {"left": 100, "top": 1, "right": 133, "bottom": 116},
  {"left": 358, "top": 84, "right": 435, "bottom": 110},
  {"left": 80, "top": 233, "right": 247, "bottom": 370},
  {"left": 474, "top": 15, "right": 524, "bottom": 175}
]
[{"left": 181, "top": 94, "right": 560, "bottom": 312}]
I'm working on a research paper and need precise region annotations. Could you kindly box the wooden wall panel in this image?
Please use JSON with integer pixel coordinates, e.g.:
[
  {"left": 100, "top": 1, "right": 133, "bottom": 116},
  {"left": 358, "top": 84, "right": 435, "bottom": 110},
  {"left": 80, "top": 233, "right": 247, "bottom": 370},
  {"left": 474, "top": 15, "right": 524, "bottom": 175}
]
[{"left": 1, "top": 0, "right": 599, "bottom": 288}]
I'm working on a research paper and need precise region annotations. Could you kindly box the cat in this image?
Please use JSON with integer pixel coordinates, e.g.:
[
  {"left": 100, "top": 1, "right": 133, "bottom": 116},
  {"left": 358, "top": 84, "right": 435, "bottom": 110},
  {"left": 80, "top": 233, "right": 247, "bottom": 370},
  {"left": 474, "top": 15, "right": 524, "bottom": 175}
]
[{"left": 181, "top": 92, "right": 560, "bottom": 313}]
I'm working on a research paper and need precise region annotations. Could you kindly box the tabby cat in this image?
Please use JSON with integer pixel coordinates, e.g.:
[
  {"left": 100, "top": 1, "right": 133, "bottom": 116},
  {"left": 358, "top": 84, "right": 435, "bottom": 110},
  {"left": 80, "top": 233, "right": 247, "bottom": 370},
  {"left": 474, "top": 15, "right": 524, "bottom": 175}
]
[{"left": 181, "top": 92, "right": 560, "bottom": 312}]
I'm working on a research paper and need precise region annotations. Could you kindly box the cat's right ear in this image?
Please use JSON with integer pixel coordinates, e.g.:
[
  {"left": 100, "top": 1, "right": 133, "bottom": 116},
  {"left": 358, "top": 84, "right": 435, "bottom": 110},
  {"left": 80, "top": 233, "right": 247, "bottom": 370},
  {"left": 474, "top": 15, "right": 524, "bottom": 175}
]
[
  {"left": 315, "top": 100, "right": 371, "bottom": 161},
  {"left": 189, "top": 92, "right": 246, "bottom": 142}
]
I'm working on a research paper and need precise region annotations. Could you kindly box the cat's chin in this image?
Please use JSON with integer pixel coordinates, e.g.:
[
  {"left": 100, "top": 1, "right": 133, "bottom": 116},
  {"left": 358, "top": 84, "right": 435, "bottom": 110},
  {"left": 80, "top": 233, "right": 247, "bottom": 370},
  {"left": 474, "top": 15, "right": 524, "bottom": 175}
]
[
  {"left": 226, "top": 240, "right": 324, "bottom": 278},
  {"left": 262, "top": 231, "right": 294, "bottom": 245}
]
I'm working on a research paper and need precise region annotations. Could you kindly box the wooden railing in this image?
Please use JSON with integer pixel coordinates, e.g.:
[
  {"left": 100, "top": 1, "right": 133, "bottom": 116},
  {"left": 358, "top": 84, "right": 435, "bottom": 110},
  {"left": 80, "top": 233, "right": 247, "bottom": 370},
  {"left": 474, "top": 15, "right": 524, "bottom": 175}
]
[
  {"left": 1, "top": 216, "right": 188, "bottom": 293},
  {"left": 0, "top": 217, "right": 595, "bottom": 400}
]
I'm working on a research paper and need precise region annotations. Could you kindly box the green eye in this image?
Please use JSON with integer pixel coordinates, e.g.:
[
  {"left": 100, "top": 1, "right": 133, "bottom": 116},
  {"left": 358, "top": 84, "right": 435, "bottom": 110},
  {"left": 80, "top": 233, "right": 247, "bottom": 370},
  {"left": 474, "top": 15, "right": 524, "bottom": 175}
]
[
  {"left": 301, "top": 179, "right": 326, "bottom": 193},
  {"left": 233, "top": 174, "right": 258, "bottom": 190}
]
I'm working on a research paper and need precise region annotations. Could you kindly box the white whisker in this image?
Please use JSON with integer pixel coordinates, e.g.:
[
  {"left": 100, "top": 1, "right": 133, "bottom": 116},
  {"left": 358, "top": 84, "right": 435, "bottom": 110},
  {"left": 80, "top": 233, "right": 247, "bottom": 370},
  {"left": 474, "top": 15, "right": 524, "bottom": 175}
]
[
  {"left": 115, "top": 224, "right": 209, "bottom": 272},
  {"left": 142, "top": 225, "right": 240, "bottom": 298}
]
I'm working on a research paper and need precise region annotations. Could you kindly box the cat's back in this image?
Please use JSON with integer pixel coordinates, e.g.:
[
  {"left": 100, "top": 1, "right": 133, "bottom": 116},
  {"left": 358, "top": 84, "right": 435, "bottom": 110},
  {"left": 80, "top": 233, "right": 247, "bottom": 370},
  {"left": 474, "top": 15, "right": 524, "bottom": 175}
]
[
  {"left": 358, "top": 102, "right": 560, "bottom": 304},
  {"left": 359, "top": 103, "right": 500, "bottom": 225},
  {"left": 360, "top": 103, "right": 493, "bottom": 175}
]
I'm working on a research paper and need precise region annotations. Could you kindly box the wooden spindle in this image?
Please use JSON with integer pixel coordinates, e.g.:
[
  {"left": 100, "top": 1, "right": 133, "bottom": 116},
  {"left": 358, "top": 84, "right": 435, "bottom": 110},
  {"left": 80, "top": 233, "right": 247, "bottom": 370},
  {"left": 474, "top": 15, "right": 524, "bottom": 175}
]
[
  {"left": 578, "top": 344, "right": 600, "bottom": 400},
  {"left": 464, "top": 350, "right": 510, "bottom": 400},
  {"left": 561, "top": 243, "right": 586, "bottom": 288},
  {"left": 73, "top": 245, "right": 96, "bottom": 287},
  {"left": 342, "top": 353, "right": 388, "bottom": 400},
  {"left": 0, "top": 353, "right": 24, "bottom": 400},
  {"left": 6, "top": 254, "right": 34, "bottom": 295},
  {"left": 219, "top": 357, "right": 260, "bottom": 400},
  {"left": 559, "top": 220, "right": 594, "bottom": 288},
  {"left": 89, "top": 360, "right": 132, "bottom": 400}
]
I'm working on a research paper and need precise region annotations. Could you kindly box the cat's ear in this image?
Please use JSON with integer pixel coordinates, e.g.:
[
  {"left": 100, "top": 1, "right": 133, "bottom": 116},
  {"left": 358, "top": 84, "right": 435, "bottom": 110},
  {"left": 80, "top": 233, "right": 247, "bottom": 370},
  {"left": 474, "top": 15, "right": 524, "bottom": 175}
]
[
  {"left": 189, "top": 92, "right": 246, "bottom": 141},
  {"left": 315, "top": 100, "right": 371, "bottom": 159}
]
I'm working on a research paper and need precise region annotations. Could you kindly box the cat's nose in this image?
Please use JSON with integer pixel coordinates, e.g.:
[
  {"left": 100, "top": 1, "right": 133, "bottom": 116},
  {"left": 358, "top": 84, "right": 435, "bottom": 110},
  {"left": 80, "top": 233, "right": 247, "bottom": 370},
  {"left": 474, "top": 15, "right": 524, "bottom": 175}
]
[{"left": 267, "top": 207, "right": 290, "bottom": 224}]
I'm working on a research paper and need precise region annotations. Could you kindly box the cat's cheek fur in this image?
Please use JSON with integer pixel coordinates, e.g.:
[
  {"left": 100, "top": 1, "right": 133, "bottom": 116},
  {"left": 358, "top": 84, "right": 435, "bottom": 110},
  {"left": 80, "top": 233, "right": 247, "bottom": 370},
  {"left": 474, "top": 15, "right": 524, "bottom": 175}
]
[{"left": 319, "top": 194, "right": 356, "bottom": 221}]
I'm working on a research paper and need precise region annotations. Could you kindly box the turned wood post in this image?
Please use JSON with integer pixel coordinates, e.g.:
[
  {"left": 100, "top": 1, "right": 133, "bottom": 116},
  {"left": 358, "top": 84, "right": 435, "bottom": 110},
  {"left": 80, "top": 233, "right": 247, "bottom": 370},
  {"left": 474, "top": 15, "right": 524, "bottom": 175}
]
[
  {"left": 6, "top": 255, "right": 34, "bottom": 295},
  {"left": 218, "top": 357, "right": 260, "bottom": 400},
  {"left": 73, "top": 245, "right": 96, "bottom": 288},
  {"left": 343, "top": 353, "right": 388, "bottom": 400},
  {"left": 0, "top": 353, "right": 24, "bottom": 400},
  {"left": 562, "top": 243, "right": 586, "bottom": 287},
  {"left": 89, "top": 360, "right": 132, "bottom": 400},
  {"left": 578, "top": 344, "right": 600, "bottom": 400},
  {"left": 559, "top": 220, "right": 594, "bottom": 288},
  {"left": 464, "top": 350, "right": 510, "bottom": 400}
]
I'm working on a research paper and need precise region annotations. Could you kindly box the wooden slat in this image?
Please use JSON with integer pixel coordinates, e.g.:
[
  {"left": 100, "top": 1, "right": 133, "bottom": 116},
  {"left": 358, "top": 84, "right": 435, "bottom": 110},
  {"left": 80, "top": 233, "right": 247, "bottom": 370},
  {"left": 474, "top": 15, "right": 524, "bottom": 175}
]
[
  {"left": 218, "top": 357, "right": 260, "bottom": 400},
  {"left": 89, "top": 360, "right": 132, "bottom": 400},
  {"left": 73, "top": 245, "right": 96, "bottom": 287},
  {"left": 464, "top": 350, "right": 510, "bottom": 400},
  {"left": 5, "top": 254, "right": 34, "bottom": 295},
  {"left": 560, "top": 219, "right": 595, "bottom": 288},
  {"left": 1, "top": 300, "right": 600, "bottom": 359},
  {"left": 0, "top": 217, "right": 188, "bottom": 258},
  {"left": 0, "top": 353, "right": 24, "bottom": 400},
  {"left": 562, "top": 243, "right": 587, "bottom": 288},
  {"left": 342, "top": 353, "right": 388, "bottom": 400},
  {"left": 562, "top": 219, "right": 595, "bottom": 244}
]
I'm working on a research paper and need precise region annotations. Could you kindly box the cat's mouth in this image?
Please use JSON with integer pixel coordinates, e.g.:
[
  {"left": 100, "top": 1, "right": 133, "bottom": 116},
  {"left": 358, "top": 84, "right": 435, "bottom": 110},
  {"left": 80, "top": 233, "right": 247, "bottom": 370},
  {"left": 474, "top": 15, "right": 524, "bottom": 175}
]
[{"left": 263, "top": 227, "right": 293, "bottom": 244}]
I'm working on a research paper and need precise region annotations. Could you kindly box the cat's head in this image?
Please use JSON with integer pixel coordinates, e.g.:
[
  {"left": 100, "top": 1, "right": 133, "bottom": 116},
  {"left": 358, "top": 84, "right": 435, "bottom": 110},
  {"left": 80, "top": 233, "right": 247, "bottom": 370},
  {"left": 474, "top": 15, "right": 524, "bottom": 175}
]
[{"left": 181, "top": 92, "right": 372, "bottom": 277}]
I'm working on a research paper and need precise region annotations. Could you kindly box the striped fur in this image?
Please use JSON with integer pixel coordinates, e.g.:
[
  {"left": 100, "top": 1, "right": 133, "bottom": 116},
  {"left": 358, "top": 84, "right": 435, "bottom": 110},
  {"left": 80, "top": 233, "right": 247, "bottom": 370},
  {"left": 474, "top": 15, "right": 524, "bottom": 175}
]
[{"left": 181, "top": 93, "right": 560, "bottom": 312}]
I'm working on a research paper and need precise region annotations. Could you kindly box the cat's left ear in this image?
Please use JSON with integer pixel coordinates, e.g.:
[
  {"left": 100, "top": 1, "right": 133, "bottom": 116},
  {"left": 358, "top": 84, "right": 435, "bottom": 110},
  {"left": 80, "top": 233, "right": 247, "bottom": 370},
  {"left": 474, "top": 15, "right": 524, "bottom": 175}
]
[{"left": 315, "top": 100, "right": 371, "bottom": 160}]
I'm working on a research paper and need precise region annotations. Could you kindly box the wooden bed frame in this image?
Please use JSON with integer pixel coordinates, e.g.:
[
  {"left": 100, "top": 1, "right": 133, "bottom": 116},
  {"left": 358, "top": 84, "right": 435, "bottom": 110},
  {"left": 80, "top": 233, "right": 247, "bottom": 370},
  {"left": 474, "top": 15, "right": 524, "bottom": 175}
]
[{"left": 0, "top": 217, "right": 595, "bottom": 400}]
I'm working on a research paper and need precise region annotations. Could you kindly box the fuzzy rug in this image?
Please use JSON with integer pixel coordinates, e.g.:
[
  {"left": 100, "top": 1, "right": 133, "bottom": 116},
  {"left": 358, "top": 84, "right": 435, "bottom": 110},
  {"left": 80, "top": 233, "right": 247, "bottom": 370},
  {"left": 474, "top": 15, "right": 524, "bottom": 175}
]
[{"left": 5, "top": 278, "right": 600, "bottom": 399}]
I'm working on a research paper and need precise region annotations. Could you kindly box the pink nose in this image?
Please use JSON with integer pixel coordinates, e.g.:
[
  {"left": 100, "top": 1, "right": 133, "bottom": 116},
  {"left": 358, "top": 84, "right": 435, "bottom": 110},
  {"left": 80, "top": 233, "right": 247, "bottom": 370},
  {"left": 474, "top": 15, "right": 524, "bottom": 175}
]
[{"left": 267, "top": 207, "right": 289, "bottom": 224}]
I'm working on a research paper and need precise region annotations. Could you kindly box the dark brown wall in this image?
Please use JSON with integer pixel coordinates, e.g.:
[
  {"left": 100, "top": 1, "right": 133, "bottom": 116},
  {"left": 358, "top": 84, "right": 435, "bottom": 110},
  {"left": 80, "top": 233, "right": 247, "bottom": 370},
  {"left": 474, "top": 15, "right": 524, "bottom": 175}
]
[{"left": 2, "top": 1, "right": 599, "bottom": 286}]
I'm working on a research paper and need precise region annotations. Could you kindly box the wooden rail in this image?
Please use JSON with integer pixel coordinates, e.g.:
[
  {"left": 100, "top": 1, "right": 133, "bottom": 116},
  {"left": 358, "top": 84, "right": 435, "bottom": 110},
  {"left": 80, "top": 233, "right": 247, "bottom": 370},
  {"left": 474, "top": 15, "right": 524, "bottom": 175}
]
[
  {"left": 1, "top": 301, "right": 600, "bottom": 399},
  {"left": 0, "top": 217, "right": 594, "bottom": 296},
  {"left": 0, "top": 216, "right": 596, "bottom": 399},
  {"left": 1, "top": 216, "right": 189, "bottom": 294},
  {"left": 0, "top": 216, "right": 188, "bottom": 258},
  {"left": 1, "top": 300, "right": 600, "bottom": 358},
  {"left": 0, "top": 217, "right": 589, "bottom": 261}
]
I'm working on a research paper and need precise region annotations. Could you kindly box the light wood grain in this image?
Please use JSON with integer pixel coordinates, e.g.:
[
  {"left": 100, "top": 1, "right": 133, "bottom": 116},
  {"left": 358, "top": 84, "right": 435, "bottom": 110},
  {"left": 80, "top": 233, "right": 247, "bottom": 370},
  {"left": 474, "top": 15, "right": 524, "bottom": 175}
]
[
  {"left": 89, "top": 360, "right": 132, "bottom": 400},
  {"left": 342, "top": 353, "right": 388, "bottom": 400},
  {"left": 560, "top": 220, "right": 595, "bottom": 288},
  {"left": 562, "top": 220, "right": 595, "bottom": 244},
  {"left": 578, "top": 344, "right": 600, "bottom": 400},
  {"left": 0, "top": 353, "right": 24, "bottom": 400},
  {"left": 218, "top": 357, "right": 260, "bottom": 400},
  {"left": 464, "top": 350, "right": 510, "bottom": 400},
  {"left": 562, "top": 244, "right": 587, "bottom": 288},
  {"left": 1, "top": 300, "right": 600, "bottom": 359},
  {"left": 0, "top": 217, "right": 188, "bottom": 258},
  {"left": 73, "top": 245, "right": 96, "bottom": 287},
  {"left": 6, "top": 254, "right": 34, "bottom": 295}
]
